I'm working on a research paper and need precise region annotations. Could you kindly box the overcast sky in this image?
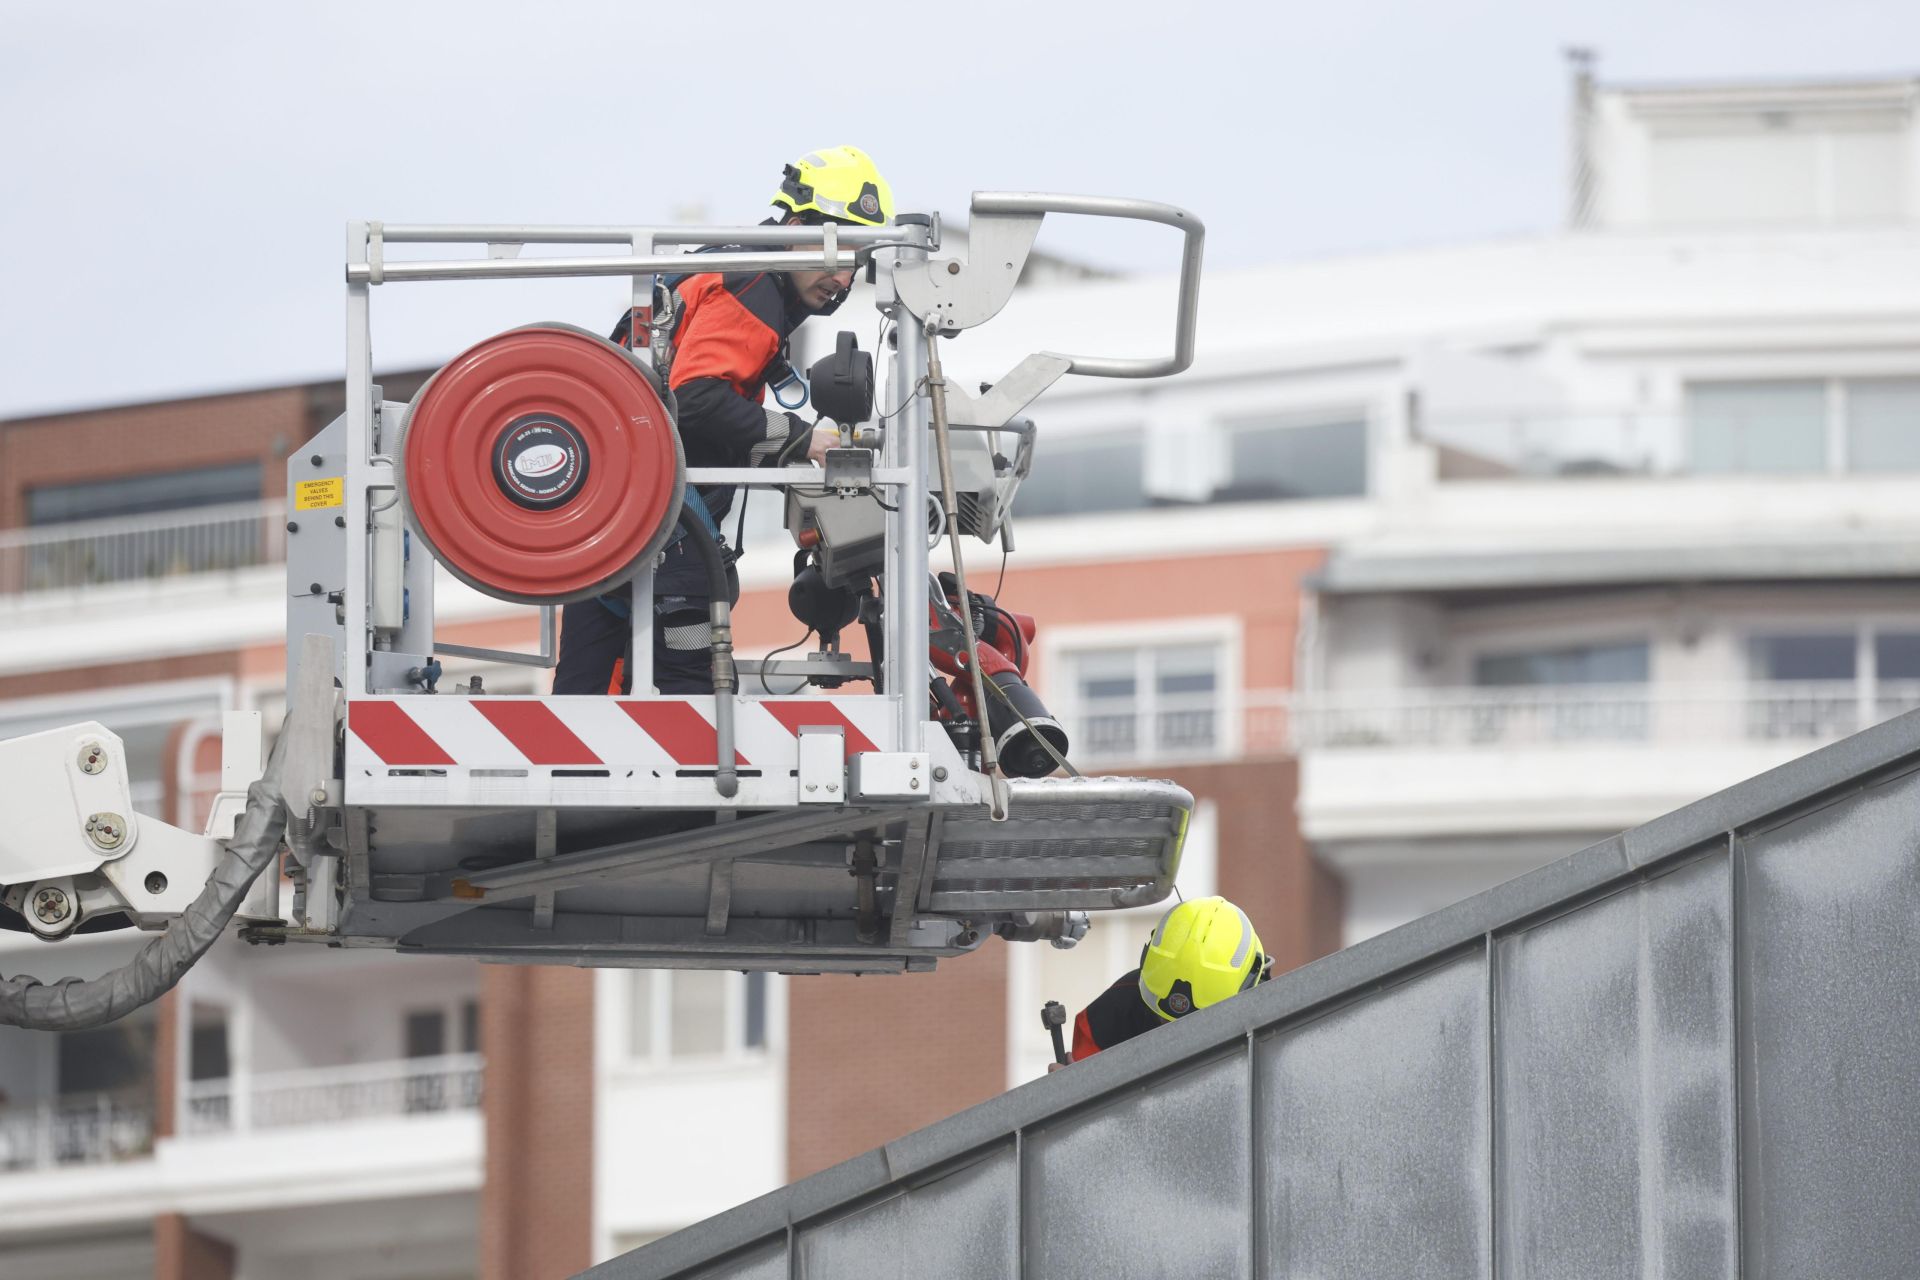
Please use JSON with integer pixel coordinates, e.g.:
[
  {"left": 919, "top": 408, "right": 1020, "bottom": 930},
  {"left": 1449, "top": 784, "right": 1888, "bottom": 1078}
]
[{"left": 1, "top": 0, "right": 1913, "bottom": 418}]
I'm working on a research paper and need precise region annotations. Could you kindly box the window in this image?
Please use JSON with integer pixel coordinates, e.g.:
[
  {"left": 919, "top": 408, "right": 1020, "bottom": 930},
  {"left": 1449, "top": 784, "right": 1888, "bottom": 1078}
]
[
  {"left": 627, "top": 971, "right": 771, "bottom": 1065},
  {"left": 405, "top": 1010, "right": 447, "bottom": 1059},
  {"left": 1470, "top": 640, "right": 1650, "bottom": 743},
  {"left": 1744, "top": 625, "right": 1920, "bottom": 739},
  {"left": 1682, "top": 378, "right": 1920, "bottom": 477},
  {"left": 1846, "top": 378, "right": 1920, "bottom": 473},
  {"left": 1214, "top": 416, "right": 1367, "bottom": 502},
  {"left": 1686, "top": 381, "right": 1826, "bottom": 475},
  {"left": 27, "top": 462, "right": 262, "bottom": 525},
  {"left": 1750, "top": 631, "right": 1857, "bottom": 740},
  {"left": 189, "top": 1014, "right": 230, "bottom": 1082},
  {"left": 1875, "top": 631, "right": 1920, "bottom": 720},
  {"left": 1750, "top": 633, "right": 1855, "bottom": 683},
  {"left": 1013, "top": 431, "right": 1147, "bottom": 518},
  {"left": 1645, "top": 111, "right": 1907, "bottom": 227},
  {"left": 58, "top": 1018, "right": 156, "bottom": 1097},
  {"left": 1473, "top": 641, "right": 1649, "bottom": 687},
  {"left": 1055, "top": 641, "right": 1227, "bottom": 763}
]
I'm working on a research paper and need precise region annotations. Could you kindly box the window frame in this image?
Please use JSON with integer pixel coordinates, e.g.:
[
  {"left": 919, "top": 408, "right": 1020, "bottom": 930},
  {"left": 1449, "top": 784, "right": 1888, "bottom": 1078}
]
[
  {"left": 1679, "top": 375, "right": 1920, "bottom": 477},
  {"left": 618, "top": 969, "right": 775, "bottom": 1073},
  {"left": 1039, "top": 617, "right": 1243, "bottom": 766},
  {"left": 1010, "top": 424, "right": 1152, "bottom": 520}
]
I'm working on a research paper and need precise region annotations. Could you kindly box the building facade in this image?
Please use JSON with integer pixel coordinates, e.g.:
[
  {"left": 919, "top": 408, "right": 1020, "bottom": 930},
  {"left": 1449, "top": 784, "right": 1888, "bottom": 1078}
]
[{"left": 0, "top": 67, "right": 1914, "bottom": 1279}]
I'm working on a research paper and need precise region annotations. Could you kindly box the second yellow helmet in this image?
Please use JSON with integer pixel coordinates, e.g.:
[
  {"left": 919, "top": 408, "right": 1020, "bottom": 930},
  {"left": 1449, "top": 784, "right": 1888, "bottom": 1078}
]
[{"left": 1138, "top": 896, "right": 1269, "bottom": 1022}]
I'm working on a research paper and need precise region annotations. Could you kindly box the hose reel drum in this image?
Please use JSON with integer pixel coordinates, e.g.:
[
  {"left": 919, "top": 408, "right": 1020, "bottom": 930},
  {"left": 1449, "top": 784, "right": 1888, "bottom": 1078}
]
[{"left": 398, "top": 323, "right": 686, "bottom": 605}]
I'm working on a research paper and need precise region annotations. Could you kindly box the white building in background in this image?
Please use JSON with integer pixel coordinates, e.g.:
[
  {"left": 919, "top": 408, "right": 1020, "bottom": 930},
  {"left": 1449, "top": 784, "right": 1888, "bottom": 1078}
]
[{"left": 0, "top": 66, "right": 1914, "bottom": 1278}]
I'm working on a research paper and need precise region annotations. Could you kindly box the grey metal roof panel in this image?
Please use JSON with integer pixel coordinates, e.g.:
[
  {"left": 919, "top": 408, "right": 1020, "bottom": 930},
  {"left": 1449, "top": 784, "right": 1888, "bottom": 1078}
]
[
  {"left": 1313, "top": 537, "right": 1920, "bottom": 595},
  {"left": 586, "top": 707, "right": 1920, "bottom": 1279}
]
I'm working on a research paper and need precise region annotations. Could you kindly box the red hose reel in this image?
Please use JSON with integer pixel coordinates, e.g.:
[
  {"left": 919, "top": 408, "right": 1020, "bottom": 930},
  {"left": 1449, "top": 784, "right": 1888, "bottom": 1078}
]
[{"left": 398, "top": 323, "right": 685, "bottom": 604}]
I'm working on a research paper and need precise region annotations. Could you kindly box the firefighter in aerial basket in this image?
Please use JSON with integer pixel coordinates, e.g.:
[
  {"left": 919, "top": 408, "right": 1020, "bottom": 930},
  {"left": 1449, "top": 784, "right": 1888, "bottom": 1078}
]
[
  {"left": 554, "top": 145, "right": 894, "bottom": 694},
  {"left": 1052, "top": 896, "right": 1273, "bottom": 1070}
]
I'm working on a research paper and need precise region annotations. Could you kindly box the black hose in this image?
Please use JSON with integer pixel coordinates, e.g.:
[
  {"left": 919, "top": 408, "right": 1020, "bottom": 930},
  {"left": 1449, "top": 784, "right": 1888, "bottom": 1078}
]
[{"left": 678, "top": 507, "right": 731, "bottom": 603}]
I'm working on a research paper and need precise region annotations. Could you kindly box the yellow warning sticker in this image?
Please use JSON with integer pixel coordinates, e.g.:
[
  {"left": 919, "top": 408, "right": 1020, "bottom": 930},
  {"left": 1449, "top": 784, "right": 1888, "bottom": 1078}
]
[{"left": 294, "top": 477, "right": 345, "bottom": 510}]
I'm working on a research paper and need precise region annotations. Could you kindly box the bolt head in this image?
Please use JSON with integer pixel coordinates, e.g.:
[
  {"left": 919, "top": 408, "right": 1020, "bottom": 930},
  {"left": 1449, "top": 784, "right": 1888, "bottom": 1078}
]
[
  {"left": 909, "top": 777, "right": 921, "bottom": 790},
  {"left": 31, "top": 887, "right": 72, "bottom": 924},
  {"left": 84, "top": 812, "right": 127, "bottom": 850},
  {"left": 932, "top": 766, "right": 949, "bottom": 782},
  {"left": 77, "top": 742, "right": 107, "bottom": 775},
  {"left": 309, "top": 787, "right": 328, "bottom": 807}
]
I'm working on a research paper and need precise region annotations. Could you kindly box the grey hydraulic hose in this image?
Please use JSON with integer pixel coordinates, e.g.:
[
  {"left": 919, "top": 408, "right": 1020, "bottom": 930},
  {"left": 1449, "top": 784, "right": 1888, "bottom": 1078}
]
[
  {"left": 0, "top": 736, "right": 290, "bottom": 1031},
  {"left": 678, "top": 506, "right": 739, "bottom": 798}
]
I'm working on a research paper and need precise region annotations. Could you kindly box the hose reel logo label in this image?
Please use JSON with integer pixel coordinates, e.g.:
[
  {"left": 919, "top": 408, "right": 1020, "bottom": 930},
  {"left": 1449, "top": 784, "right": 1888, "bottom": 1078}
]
[{"left": 493, "top": 415, "right": 589, "bottom": 509}]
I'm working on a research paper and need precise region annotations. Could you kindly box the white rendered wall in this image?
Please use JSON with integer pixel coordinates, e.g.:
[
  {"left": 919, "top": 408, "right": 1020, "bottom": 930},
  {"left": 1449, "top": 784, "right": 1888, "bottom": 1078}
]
[{"left": 591, "top": 968, "right": 788, "bottom": 1263}]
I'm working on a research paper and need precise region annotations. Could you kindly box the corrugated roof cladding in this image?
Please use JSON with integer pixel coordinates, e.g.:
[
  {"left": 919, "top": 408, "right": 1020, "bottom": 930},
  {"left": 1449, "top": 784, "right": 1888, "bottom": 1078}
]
[{"left": 590, "top": 707, "right": 1920, "bottom": 1278}]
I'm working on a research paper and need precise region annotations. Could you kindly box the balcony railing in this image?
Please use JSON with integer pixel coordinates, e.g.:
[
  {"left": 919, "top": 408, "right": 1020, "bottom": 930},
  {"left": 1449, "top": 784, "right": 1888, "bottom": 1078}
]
[
  {"left": 0, "top": 498, "right": 287, "bottom": 594},
  {"left": 0, "top": 1094, "right": 152, "bottom": 1172},
  {"left": 1289, "top": 681, "right": 1920, "bottom": 751},
  {"left": 184, "top": 1053, "right": 484, "bottom": 1135}
]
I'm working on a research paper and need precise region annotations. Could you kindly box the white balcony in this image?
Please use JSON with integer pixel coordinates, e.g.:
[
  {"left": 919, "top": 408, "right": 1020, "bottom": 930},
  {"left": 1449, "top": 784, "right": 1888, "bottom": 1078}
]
[
  {"left": 0, "top": 1095, "right": 151, "bottom": 1173},
  {"left": 184, "top": 1053, "right": 483, "bottom": 1135},
  {"left": 1296, "top": 681, "right": 1920, "bottom": 843},
  {"left": 0, "top": 499, "right": 287, "bottom": 596}
]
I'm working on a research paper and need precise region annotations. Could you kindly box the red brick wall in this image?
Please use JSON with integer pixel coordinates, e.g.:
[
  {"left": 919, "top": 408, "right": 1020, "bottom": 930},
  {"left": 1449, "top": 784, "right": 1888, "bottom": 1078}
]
[
  {"left": 0, "top": 387, "right": 309, "bottom": 530},
  {"left": 480, "top": 966, "right": 595, "bottom": 1280},
  {"left": 0, "top": 650, "right": 238, "bottom": 701},
  {"left": 151, "top": 990, "right": 179, "bottom": 1142},
  {"left": 153, "top": 1213, "right": 234, "bottom": 1280},
  {"left": 785, "top": 940, "right": 1009, "bottom": 1182}
]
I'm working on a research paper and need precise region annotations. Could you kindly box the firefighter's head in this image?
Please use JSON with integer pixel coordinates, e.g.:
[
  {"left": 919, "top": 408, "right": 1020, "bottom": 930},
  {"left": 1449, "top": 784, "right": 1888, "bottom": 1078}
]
[
  {"left": 1137, "top": 896, "right": 1271, "bottom": 1022},
  {"left": 774, "top": 146, "right": 893, "bottom": 313}
]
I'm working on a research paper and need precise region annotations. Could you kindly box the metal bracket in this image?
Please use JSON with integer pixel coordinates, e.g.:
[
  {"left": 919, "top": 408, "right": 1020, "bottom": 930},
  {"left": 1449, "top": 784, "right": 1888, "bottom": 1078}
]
[
  {"left": 823, "top": 447, "right": 875, "bottom": 492},
  {"left": 530, "top": 808, "right": 557, "bottom": 929},
  {"left": 281, "top": 634, "right": 339, "bottom": 837},
  {"left": 893, "top": 208, "right": 1043, "bottom": 333},
  {"left": 938, "top": 354, "right": 1072, "bottom": 431}
]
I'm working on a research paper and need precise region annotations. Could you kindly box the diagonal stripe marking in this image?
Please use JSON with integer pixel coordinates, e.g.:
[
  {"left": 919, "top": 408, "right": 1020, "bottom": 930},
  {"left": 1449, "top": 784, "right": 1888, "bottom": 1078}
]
[
  {"left": 761, "top": 701, "right": 879, "bottom": 755},
  {"left": 349, "top": 701, "right": 457, "bottom": 766},
  {"left": 473, "top": 701, "right": 604, "bottom": 766},
  {"left": 619, "top": 701, "right": 749, "bottom": 767}
]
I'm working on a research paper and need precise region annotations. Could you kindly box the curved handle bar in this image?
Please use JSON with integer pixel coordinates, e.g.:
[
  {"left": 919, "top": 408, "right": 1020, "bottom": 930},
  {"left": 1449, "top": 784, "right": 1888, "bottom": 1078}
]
[{"left": 970, "top": 192, "right": 1206, "bottom": 379}]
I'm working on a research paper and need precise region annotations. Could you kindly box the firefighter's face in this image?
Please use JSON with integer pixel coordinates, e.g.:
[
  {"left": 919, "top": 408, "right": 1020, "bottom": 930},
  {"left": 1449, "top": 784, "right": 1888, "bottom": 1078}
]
[
  {"left": 788, "top": 217, "right": 855, "bottom": 312},
  {"left": 791, "top": 264, "right": 855, "bottom": 312}
]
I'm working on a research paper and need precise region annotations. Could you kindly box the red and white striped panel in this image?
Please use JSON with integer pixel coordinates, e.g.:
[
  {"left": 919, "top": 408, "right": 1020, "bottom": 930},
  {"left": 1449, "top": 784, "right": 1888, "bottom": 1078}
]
[{"left": 344, "top": 695, "right": 895, "bottom": 775}]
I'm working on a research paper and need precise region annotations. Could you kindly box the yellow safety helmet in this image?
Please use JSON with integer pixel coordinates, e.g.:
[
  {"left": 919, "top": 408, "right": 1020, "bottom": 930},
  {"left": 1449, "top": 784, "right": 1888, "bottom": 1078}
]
[
  {"left": 773, "top": 146, "right": 894, "bottom": 227},
  {"left": 1138, "top": 896, "right": 1269, "bottom": 1022}
]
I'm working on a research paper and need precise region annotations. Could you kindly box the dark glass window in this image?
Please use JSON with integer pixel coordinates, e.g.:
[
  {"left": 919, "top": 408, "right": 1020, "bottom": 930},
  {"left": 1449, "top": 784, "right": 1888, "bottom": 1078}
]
[
  {"left": 460, "top": 1000, "right": 480, "bottom": 1054},
  {"left": 1216, "top": 417, "right": 1367, "bottom": 501},
  {"left": 189, "top": 1020, "right": 230, "bottom": 1082},
  {"left": 405, "top": 1010, "right": 447, "bottom": 1059},
  {"left": 1014, "top": 432, "right": 1146, "bottom": 518},
  {"left": 1750, "top": 634, "right": 1855, "bottom": 681},
  {"left": 27, "top": 461, "right": 263, "bottom": 525},
  {"left": 1875, "top": 633, "right": 1920, "bottom": 680},
  {"left": 1473, "top": 641, "right": 1650, "bottom": 686},
  {"left": 58, "top": 1019, "right": 156, "bottom": 1096}
]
